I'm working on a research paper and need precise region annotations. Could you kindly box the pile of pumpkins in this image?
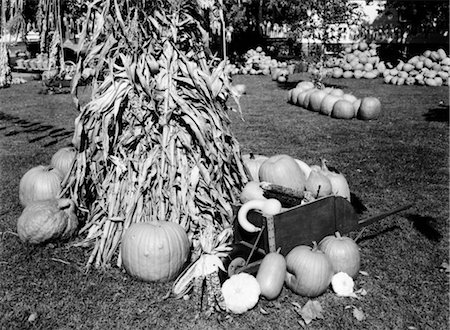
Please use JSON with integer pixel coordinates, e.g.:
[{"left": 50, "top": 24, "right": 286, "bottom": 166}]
[
  {"left": 223, "top": 153, "right": 361, "bottom": 314},
  {"left": 228, "top": 46, "right": 292, "bottom": 80},
  {"left": 287, "top": 80, "right": 382, "bottom": 120},
  {"left": 324, "top": 41, "right": 386, "bottom": 79},
  {"left": 383, "top": 48, "right": 449, "bottom": 86}
]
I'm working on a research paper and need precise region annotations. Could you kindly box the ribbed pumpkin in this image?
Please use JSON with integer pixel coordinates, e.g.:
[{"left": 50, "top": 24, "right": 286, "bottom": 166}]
[
  {"left": 19, "top": 165, "right": 63, "bottom": 206},
  {"left": 320, "top": 94, "right": 341, "bottom": 116},
  {"left": 318, "top": 232, "right": 360, "bottom": 278},
  {"left": 17, "top": 198, "right": 79, "bottom": 244},
  {"left": 357, "top": 97, "right": 382, "bottom": 120},
  {"left": 51, "top": 146, "right": 77, "bottom": 178},
  {"left": 258, "top": 154, "right": 307, "bottom": 191},
  {"left": 121, "top": 222, "right": 190, "bottom": 282},
  {"left": 285, "top": 242, "right": 333, "bottom": 297},
  {"left": 309, "top": 90, "right": 328, "bottom": 112},
  {"left": 332, "top": 100, "right": 355, "bottom": 119}
]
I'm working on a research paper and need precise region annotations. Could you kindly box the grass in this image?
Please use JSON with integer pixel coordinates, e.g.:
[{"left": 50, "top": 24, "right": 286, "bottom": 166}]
[{"left": 0, "top": 74, "right": 449, "bottom": 329}]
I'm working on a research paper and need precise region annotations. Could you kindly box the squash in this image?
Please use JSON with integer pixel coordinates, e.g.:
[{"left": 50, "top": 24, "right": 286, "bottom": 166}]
[
  {"left": 51, "top": 146, "right": 77, "bottom": 178},
  {"left": 221, "top": 273, "right": 261, "bottom": 314},
  {"left": 238, "top": 198, "right": 282, "bottom": 233},
  {"left": 357, "top": 96, "right": 381, "bottom": 120},
  {"left": 320, "top": 159, "right": 351, "bottom": 201},
  {"left": 285, "top": 242, "right": 333, "bottom": 297},
  {"left": 258, "top": 154, "right": 307, "bottom": 191},
  {"left": 256, "top": 251, "right": 286, "bottom": 300},
  {"left": 242, "top": 153, "right": 269, "bottom": 181},
  {"left": 121, "top": 221, "right": 190, "bottom": 282},
  {"left": 319, "top": 232, "right": 360, "bottom": 278},
  {"left": 240, "top": 181, "right": 266, "bottom": 203},
  {"left": 332, "top": 100, "right": 355, "bottom": 120},
  {"left": 19, "top": 165, "right": 63, "bottom": 207},
  {"left": 17, "top": 198, "right": 79, "bottom": 244}
]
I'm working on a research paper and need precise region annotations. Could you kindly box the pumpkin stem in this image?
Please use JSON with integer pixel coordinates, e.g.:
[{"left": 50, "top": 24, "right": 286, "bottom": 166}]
[
  {"left": 335, "top": 231, "right": 342, "bottom": 238},
  {"left": 276, "top": 247, "right": 282, "bottom": 254},
  {"left": 311, "top": 241, "right": 319, "bottom": 251}
]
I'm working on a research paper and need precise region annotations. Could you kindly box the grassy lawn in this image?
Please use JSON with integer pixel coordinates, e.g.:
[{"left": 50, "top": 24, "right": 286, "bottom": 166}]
[{"left": 0, "top": 74, "right": 448, "bottom": 329}]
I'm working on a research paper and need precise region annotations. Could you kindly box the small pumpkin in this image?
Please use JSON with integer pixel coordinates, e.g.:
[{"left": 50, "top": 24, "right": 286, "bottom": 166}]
[
  {"left": 19, "top": 165, "right": 63, "bottom": 207},
  {"left": 221, "top": 273, "right": 261, "bottom": 314},
  {"left": 285, "top": 242, "right": 333, "bottom": 297},
  {"left": 332, "top": 100, "right": 355, "bottom": 120},
  {"left": 17, "top": 198, "right": 79, "bottom": 244},
  {"left": 320, "top": 159, "right": 351, "bottom": 201},
  {"left": 51, "top": 146, "right": 77, "bottom": 178},
  {"left": 318, "top": 232, "right": 361, "bottom": 278},
  {"left": 320, "top": 94, "right": 341, "bottom": 116},
  {"left": 121, "top": 222, "right": 190, "bottom": 282},
  {"left": 305, "top": 168, "right": 333, "bottom": 197},
  {"left": 242, "top": 153, "right": 268, "bottom": 182},
  {"left": 256, "top": 250, "right": 286, "bottom": 300},
  {"left": 308, "top": 90, "right": 328, "bottom": 112},
  {"left": 357, "top": 97, "right": 381, "bottom": 120},
  {"left": 258, "top": 154, "right": 307, "bottom": 191}
]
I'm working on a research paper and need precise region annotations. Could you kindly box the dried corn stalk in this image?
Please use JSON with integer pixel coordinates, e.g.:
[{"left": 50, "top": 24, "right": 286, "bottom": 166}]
[{"left": 63, "top": 0, "right": 248, "bottom": 269}]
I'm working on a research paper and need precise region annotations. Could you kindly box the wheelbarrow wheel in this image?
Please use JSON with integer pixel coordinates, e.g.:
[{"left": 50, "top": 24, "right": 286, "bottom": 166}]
[{"left": 227, "top": 257, "right": 246, "bottom": 277}]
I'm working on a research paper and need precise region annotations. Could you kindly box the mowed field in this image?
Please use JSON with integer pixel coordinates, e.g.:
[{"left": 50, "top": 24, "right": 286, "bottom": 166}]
[{"left": 0, "top": 73, "right": 448, "bottom": 329}]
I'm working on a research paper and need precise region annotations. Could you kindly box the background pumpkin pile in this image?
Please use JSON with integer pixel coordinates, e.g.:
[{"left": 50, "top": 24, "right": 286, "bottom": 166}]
[
  {"left": 287, "top": 80, "right": 382, "bottom": 120},
  {"left": 324, "top": 41, "right": 386, "bottom": 80},
  {"left": 382, "top": 48, "right": 449, "bottom": 86}
]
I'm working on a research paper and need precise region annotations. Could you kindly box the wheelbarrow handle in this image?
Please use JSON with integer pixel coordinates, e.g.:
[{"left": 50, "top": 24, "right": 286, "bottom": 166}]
[{"left": 358, "top": 203, "right": 413, "bottom": 228}]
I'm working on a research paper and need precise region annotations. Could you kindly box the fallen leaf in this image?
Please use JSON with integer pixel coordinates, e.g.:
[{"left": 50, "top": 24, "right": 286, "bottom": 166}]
[
  {"left": 259, "top": 307, "right": 269, "bottom": 315},
  {"left": 359, "top": 270, "right": 369, "bottom": 276},
  {"left": 295, "top": 300, "right": 324, "bottom": 325},
  {"left": 353, "top": 307, "right": 365, "bottom": 321},
  {"left": 28, "top": 313, "right": 38, "bottom": 323},
  {"left": 355, "top": 288, "right": 367, "bottom": 296},
  {"left": 440, "top": 262, "right": 449, "bottom": 274}
]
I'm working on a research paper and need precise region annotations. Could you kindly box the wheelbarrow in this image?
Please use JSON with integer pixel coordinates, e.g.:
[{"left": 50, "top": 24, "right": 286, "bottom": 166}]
[{"left": 225, "top": 195, "right": 412, "bottom": 276}]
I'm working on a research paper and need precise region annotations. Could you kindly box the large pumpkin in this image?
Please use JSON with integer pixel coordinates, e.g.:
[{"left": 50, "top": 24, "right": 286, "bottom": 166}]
[
  {"left": 357, "top": 97, "right": 381, "bottom": 120},
  {"left": 318, "top": 232, "right": 360, "bottom": 278},
  {"left": 19, "top": 165, "right": 63, "bottom": 206},
  {"left": 285, "top": 242, "right": 333, "bottom": 297},
  {"left": 332, "top": 100, "right": 355, "bottom": 120},
  {"left": 121, "top": 222, "right": 190, "bottom": 282},
  {"left": 258, "top": 154, "right": 307, "bottom": 191}
]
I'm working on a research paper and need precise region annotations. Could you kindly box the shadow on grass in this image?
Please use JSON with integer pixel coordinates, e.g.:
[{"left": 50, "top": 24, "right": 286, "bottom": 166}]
[
  {"left": 405, "top": 213, "right": 443, "bottom": 242},
  {"left": 358, "top": 225, "right": 402, "bottom": 243},
  {"left": 423, "top": 105, "right": 449, "bottom": 122}
]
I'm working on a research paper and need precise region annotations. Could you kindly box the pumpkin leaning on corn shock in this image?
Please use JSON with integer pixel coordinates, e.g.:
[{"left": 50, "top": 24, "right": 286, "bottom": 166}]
[
  {"left": 121, "top": 222, "right": 190, "bottom": 282},
  {"left": 19, "top": 165, "right": 63, "bottom": 207},
  {"left": 17, "top": 198, "right": 79, "bottom": 244},
  {"left": 51, "top": 146, "right": 77, "bottom": 178}
]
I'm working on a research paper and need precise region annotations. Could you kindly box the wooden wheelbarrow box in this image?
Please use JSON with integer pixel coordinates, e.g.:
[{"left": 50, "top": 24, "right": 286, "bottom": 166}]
[{"left": 227, "top": 195, "right": 411, "bottom": 275}]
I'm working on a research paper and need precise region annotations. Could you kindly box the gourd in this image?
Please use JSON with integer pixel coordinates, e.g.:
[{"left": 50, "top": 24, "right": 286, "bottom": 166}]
[
  {"left": 318, "top": 232, "right": 361, "bottom": 278},
  {"left": 221, "top": 273, "right": 261, "bottom": 314},
  {"left": 242, "top": 153, "right": 268, "bottom": 182},
  {"left": 19, "top": 165, "right": 63, "bottom": 206},
  {"left": 305, "top": 168, "right": 333, "bottom": 197},
  {"left": 258, "top": 154, "right": 307, "bottom": 191},
  {"left": 51, "top": 146, "right": 77, "bottom": 178},
  {"left": 256, "top": 250, "right": 286, "bottom": 300},
  {"left": 332, "top": 100, "right": 355, "bottom": 119},
  {"left": 238, "top": 198, "right": 282, "bottom": 233},
  {"left": 320, "top": 159, "right": 351, "bottom": 201},
  {"left": 240, "top": 181, "right": 266, "bottom": 204},
  {"left": 17, "top": 198, "right": 79, "bottom": 244},
  {"left": 285, "top": 242, "right": 333, "bottom": 297},
  {"left": 357, "top": 97, "right": 381, "bottom": 120},
  {"left": 121, "top": 222, "right": 190, "bottom": 282}
]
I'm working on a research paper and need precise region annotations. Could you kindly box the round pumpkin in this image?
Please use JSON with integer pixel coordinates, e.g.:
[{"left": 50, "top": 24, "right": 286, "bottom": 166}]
[
  {"left": 285, "top": 242, "right": 333, "bottom": 297},
  {"left": 51, "top": 146, "right": 77, "bottom": 178},
  {"left": 121, "top": 221, "right": 190, "bottom": 282},
  {"left": 329, "top": 88, "right": 344, "bottom": 97},
  {"left": 305, "top": 168, "right": 332, "bottom": 197},
  {"left": 309, "top": 90, "right": 328, "bottom": 112},
  {"left": 297, "top": 88, "right": 316, "bottom": 109},
  {"left": 332, "top": 100, "right": 355, "bottom": 120},
  {"left": 19, "top": 165, "right": 63, "bottom": 207},
  {"left": 342, "top": 93, "right": 358, "bottom": 104},
  {"left": 242, "top": 153, "right": 269, "bottom": 181},
  {"left": 357, "top": 97, "right": 381, "bottom": 120},
  {"left": 318, "top": 232, "right": 360, "bottom": 278},
  {"left": 258, "top": 154, "right": 307, "bottom": 191},
  {"left": 320, "top": 94, "right": 341, "bottom": 116},
  {"left": 296, "top": 81, "right": 315, "bottom": 90}
]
